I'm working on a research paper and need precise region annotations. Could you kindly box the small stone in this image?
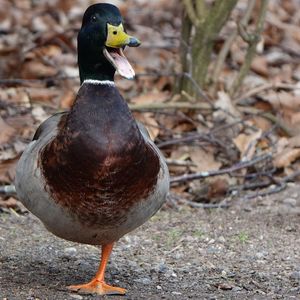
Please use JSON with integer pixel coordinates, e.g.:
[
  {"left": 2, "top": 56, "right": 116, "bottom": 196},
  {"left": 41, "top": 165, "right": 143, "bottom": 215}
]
[
  {"left": 218, "top": 283, "right": 233, "bottom": 290},
  {"left": 285, "top": 226, "right": 296, "bottom": 232},
  {"left": 64, "top": 247, "right": 77, "bottom": 256},
  {"left": 232, "top": 286, "right": 243, "bottom": 292},
  {"left": 255, "top": 251, "right": 268, "bottom": 259},
  {"left": 172, "top": 291, "right": 182, "bottom": 295},
  {"left": 218, "top": 236, "right": 226, "bottom": 243},
  {"left": 134, "top": 277, "right": 152, "bottom": 285},
  {"left": 290, "top": 271, "right": 300, "bottom": 280},
  {"left": 221, "top": 270, "right": 227, "bottom": 277},
  {"left": 156, "top": 285, "right": 162, "bottom": 290},
  {"left": 69, "top": 294, "right": 83, "bottom": 299},
  {"left": 283, "top": 198, "right": 297, "bottom": 207},
  {"left": 158, "top": 263, "right": 167, "bottom": 273}
]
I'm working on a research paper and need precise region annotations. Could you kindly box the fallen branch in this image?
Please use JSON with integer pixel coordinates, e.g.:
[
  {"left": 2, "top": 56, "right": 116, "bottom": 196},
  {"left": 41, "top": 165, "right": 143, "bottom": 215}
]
[
  {"left": 170, "top": 153, "right": 271, "bottom": 184},
  {"left": 180, "top": 199, "right": 230, "bottom": 209},
  {"left": 158, "top": 120, "right": 243, "bottom": 148},
  {"left": 238, "top": 106, "right": 293, "bottom": 137},
  {"left": 243, "top": 182, "right": 286, "bottom": 200},
  {"left": 158, "top": 133, "right": 207, "bottom": 148},
  {"left": 235, "top": 82, "right": 300, "bottom": 103},
  {"left": 242, "top": 169, "right": 300, "bottom": 199},
  {"left": 165, "top": 159, "right": 197, "bottom": 167},
  {"left": 129, "top": 102, "right": 211, "bottom": 111}
]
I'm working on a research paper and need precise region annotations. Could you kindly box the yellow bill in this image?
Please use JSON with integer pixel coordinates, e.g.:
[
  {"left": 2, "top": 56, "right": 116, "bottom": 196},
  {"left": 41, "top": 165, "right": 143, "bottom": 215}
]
[{"left": 104, "top": 23, "right": 141, "bottom": 79}]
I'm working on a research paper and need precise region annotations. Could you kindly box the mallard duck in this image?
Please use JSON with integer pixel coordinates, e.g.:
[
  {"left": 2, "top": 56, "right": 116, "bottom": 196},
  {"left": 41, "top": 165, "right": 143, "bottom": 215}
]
[{"left": 15, "top": 3, "right": 169, "bottom": 296}]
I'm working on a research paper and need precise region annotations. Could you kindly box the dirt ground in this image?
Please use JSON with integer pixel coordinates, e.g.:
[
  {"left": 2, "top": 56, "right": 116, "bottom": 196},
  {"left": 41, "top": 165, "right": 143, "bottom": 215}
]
[{"left": 0, "top": 186, "right": 300, "bottom": 300}]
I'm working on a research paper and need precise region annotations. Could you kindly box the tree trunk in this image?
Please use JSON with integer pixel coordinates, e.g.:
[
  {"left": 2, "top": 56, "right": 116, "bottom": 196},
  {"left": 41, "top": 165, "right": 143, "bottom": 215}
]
[{"left": 178, "top": 0, "right": 239, "bottom": 98}]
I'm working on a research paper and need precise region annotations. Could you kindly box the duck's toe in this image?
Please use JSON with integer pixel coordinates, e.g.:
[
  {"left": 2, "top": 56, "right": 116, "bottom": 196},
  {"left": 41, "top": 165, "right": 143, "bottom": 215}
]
[{"left": 68, "top": 279, "right": 126, "bottom": 295}]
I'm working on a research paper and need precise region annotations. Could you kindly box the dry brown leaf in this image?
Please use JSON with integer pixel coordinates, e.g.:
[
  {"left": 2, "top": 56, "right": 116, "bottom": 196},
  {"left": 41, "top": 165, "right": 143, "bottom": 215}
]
[
  {"left": 0, "top": 117, "right": 16, "bottom": 145},
  {"left": 21, "top": 61, "right": 57, "bottom": 79},
  {"left": 133, "top": 112, "right": 159, "bottom": 140},
  {"left": 251, "top": 56, "right": 268, "bottom": 76},
  {"left": 233, "top": 130, "right": 262, "bottom": 160},
  {"left": 0, "top": 87, "right": 30, "bottom": 105},
  {"left": 276, "top": 137, "right": 289, "bottom": 153},
  {"left": 169, "top": 146, "right": 190, "bottom": 174},
  {"left": 0, "top": 197, "right": 17, "bottom": 209},
  {"left": 265, "top": 90, "right": 300, "bottom": 110},
  {"left": 213, "top": 91, "right": 241, "bottom": 122},
  {"left": 36, "top": 45, "right": 62, "bottom": 58},
  {"left": 130, "top": 91, "right": 169, "bottom": 105},
  {"left": 274, "top": 148, "right": 300, "bottom": 168},
  {"left": 288, "top": 135, "right": 300, "bottom": 148},
  {"left": 0, "top": 157, "right": 18, "bottom": 182},
  {"left": 251, "top": 116, "right": 272, "bottom": 132},
  {"left": 207, "top": 178, "right": 229, "bottom": 200},
  {"left": 189, "top": 147, "right": 221, "bottom": 173},
  {"left": 26, "top": 87, "right": 60, "bottom": 105}
]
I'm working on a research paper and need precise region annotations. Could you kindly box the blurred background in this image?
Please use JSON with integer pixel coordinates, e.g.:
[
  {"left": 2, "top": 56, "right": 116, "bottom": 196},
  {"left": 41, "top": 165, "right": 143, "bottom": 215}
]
[
  {"left": 1, "top": 1, "right": 300, "bottom": 298},
  {"left": 1, "top": 0, "right": 300, "bottom": 208}
]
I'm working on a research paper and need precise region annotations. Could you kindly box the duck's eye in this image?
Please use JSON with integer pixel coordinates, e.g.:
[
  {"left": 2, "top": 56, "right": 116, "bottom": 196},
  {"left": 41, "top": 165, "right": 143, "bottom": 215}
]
[
  {"left": 91, "top": 15, "right": 97, "bottom": 22},
  {"left": 113, "top": 31, "right": 117, "bottom": 35}
]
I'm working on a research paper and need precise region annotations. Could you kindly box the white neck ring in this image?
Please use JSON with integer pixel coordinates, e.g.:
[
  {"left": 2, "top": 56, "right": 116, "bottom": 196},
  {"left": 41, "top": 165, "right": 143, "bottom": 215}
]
[{"left": 82, "top": 79, "right": 115, "bottom": 86}]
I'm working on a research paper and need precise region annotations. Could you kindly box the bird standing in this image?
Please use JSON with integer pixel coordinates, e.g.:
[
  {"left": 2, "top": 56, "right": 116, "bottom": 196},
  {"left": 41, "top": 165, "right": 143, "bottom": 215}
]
[{"left": 15, "top": 3, "right": 169, "bottom": 295}]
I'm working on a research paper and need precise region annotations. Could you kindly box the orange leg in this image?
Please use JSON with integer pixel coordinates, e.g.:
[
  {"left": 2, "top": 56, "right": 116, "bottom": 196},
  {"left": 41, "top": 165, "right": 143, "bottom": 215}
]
[{"left": 68, "top": 243, "right": 126, "bottom": 295}]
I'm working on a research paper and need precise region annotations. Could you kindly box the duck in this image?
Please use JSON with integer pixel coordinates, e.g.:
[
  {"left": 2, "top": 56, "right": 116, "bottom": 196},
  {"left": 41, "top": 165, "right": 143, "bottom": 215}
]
[{"left": 15, "top": 3, "right": 169, "bottom": 296}]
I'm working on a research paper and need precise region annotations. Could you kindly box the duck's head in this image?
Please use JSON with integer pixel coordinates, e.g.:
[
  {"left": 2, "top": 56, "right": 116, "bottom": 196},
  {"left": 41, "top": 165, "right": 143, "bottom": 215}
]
[{"left": 78, "top": 3, "right": 141, "bottom": 83}]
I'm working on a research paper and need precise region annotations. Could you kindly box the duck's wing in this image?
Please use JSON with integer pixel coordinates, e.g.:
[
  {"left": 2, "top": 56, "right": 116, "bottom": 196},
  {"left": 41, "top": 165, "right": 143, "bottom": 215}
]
[
  {"left": 136, "top": 120, "right": 168, "bottom": 173},
  {"left": 136, "top": 121, "right": 151, "bottom": 140},
  {"left": 15, "top": 111, "right": 68, "bottom": 216},
  {"left": 32, "top": 111, "right": 68, "bottom": 141}
]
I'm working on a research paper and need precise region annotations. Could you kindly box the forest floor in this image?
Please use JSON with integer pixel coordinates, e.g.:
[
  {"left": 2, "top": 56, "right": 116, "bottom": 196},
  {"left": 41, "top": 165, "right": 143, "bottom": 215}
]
[{"left": 1, "top": 185, "right": 299, "bottom": 300}]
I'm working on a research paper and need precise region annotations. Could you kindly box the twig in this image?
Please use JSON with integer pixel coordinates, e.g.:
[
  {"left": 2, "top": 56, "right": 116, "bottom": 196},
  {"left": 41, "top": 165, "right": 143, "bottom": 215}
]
[
  {"left": 242, "top": 170, "right": 300, "bottom": 200},
  {"left": 180, "top": 199, "right": 230, "bottom": 209},
  {"left": 129, "top": 102, "right": 211, "bottom": 111},
  {"left": 237, "top": 106, "right": 293, "bottom": 137},
  {"left": 235, "top": 82, "right": 300, "bottom": 103},
  {"left": 243, "top": 182, "right": 286, "bottom": 200},
  {"left": 170, "top": 153, "right": 271, "bottom": 184},
  {"left": 0, "top": 185, "right": 16, "bottom": 195},
  {"left": 260, "top": 112, "right": 293, "bottom": 137},
  {"left": 165, "top": 159, "right": 196, "bottom": 167},
  {"left": 229, "top": 179, "right": 272, "bottom": 192},
  {"left": 211, "top": 0, "right": 256, "bottom": 90},
  {"left": 230, "top": 0, "right": 269, "bottom": 97},
  {"left": 182, "top": 72, "right": 214, "bottom": 106},
  {"left": 183, "top": 0, "right": 200, "bottom": 27},
  {"left": 158, "top": 133, "right": 207, "bottom": 148},
  {"left": 282, "top": 170, "right": 300, "bottom": 182}
]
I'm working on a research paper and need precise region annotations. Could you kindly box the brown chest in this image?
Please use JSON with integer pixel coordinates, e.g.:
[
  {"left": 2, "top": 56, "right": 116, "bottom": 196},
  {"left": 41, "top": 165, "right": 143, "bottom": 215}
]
[{"left": 40, "top": 126, "right": 160, "bottom": 227}]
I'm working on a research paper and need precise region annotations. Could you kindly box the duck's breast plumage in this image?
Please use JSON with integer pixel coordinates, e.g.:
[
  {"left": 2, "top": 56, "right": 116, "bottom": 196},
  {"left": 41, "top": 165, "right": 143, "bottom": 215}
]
[{"left": 15, "top": 83, "right": 169, "bottom": 245}]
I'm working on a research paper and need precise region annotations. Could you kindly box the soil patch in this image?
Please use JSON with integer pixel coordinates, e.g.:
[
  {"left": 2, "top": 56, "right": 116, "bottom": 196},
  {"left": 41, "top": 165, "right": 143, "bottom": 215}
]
[{"left": 1, "top": 186, "right": 300, "bottom": 299}]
